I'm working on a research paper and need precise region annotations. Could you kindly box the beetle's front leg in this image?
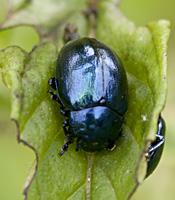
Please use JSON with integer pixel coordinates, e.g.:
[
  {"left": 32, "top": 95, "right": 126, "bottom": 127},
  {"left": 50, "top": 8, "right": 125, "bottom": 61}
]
[
  {"left": 48, "top": 89, "right": 60, "bottom": 101},
  {"left": 48, "top": 77, "right": 64, "bottom": 106},
  {"left": 48, "top": 77, "right": 56, "bottom": 90},
  {"left": 48, "top": 89, "right": 69, "bottom": 117},
  {"left": 60, "top": 119, "right": 74, "bottom": 155},
  {"left": 48, "top": 89, "right": 63, "bottom": 105}
]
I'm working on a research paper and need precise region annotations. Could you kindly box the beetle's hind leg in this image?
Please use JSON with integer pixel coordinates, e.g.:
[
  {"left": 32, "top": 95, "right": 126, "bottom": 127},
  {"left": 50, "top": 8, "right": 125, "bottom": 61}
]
[
  {"left": 60, "top": 136, "right": 74, "bottom": 156},
  {"left": 106, "top": 139, "right": 118, "bottom": 151},
  {"left": 106, "top": 128, "right": 124, "bottom": 151},
  {"left": 63, "top": 119, "right": 70, "bottom": 135},
  {"left": 60, "top": 119, "right": 74, "bottom": 155}
]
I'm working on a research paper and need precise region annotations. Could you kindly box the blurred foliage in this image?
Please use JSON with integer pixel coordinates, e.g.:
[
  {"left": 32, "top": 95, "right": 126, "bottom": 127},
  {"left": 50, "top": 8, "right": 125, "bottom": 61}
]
[{"left": 0, "top": 0, "right": 175, "bottom": 200}]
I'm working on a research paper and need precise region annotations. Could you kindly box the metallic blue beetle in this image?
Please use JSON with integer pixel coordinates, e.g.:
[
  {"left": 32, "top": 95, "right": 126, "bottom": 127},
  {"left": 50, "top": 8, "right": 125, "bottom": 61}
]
[
  {"left": 48, "top": 37, "right": 165, "bottom": 175},
  {"left": 48, "top": 38, "right": 128, "bottom": 155}
]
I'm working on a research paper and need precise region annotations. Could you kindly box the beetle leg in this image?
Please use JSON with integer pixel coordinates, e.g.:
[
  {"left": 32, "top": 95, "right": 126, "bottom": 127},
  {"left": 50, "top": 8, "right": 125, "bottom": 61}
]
[
  {"left": 48, "top": 78, "right": 66, "bottom": 108},
  {"left": 48, "top": 89, "right": 62, "bottom": 103},
  {"left": 106, "top": 128, "right": 124, "bottom": 151},
  {"left": 60, "top": 135, "right": 74, "bottom": 156},
  {"left": 63, "top": 119, "right": 70, "bottom": 135},
  {"left": 148, "top": 134, "right": 165, "bottom": 155},
  {"left": 48, "top": 90, "right": 58, "bottom": 101},
  {"left": 60, "top": 120, "right": 74, "bottom": 155},
  {"left": 48, "top": 90, "right": 67, "bottom": 113},
  {"left": 60, "top": 108, "right": 70, "bottom": 117},
  {"left": 147, "top": 115, "right": 165, "bottom": 158},
  {"left": 106, "top": 139, "right": 118, "bottom": 151},
  {"left": 48, "top": 89, "right": 69, "bottom": 117},
  {"left": 48, "top": 77, "right": 56, "bottom": 90}
]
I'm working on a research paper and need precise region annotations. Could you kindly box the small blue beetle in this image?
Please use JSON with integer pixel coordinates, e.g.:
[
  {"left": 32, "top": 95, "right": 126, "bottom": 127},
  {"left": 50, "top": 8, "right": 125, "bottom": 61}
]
[
  {"left": 48, "top": 37, "right": 128, "bottom": 155},
  {"left": 48, "top": 37, "right": 165, "bottom": 175}
]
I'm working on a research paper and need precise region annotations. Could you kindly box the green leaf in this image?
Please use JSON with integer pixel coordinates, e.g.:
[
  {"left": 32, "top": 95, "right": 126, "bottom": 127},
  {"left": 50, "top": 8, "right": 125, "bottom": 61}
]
[
  {"left": 0, "top": 0, "right": 88, "bottom": 38},
  {"left": 0, "top": 0, "right": 170, "bottom": 200}
]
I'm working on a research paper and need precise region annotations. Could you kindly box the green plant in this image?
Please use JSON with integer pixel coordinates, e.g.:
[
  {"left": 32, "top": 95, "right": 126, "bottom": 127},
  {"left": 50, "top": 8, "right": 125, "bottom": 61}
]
[{"left": 0, "top": 0, "right": 170, "bottom": 199}]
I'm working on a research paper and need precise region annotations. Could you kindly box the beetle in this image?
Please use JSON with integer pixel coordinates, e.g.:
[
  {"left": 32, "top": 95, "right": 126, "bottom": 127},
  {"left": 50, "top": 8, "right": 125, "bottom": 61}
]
[
  {"left": 146, "top": 115, "right": 165, "bottom": 177},
  {"left": 48, "top": 37, "right": 128, "bottom": 155},
  {"left": 48, "top": 37, "right": 166, "bottom": 167}
]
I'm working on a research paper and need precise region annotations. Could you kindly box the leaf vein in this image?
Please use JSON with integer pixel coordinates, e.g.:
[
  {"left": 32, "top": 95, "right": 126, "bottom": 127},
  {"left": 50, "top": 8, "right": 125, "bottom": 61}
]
[
  {"left": 99, "top": 166, "right": 118, "bottom": 200},
  {"left": 67, "top": 182, "right": 86, "bottom": 200}
]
